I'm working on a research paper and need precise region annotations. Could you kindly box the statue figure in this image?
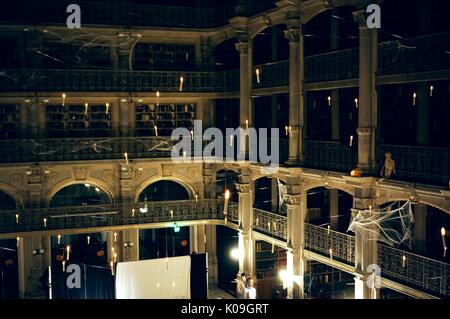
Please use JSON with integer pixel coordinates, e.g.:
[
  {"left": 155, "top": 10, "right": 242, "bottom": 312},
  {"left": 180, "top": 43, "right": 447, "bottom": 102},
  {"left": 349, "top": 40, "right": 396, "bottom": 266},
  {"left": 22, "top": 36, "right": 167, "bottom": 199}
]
[{"left": 380, "top": 152, "right": 396, "bottom": 178}]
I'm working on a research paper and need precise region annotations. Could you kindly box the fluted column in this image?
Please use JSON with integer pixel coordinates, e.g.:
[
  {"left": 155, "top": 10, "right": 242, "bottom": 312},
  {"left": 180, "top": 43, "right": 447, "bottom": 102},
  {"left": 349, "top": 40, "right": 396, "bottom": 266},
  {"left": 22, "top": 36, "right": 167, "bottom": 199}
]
[
  {"left": 284, "top": 177, "right": 306, "bottom": 299},
  {"left": 235, "top": 168, "right": 254, "bottom": 297},
  {"left": 353, "top": 9, "right": 378, "bottom": 173},
  {"left": 284, "top": 12, "right": 304, "bottom": 164}
]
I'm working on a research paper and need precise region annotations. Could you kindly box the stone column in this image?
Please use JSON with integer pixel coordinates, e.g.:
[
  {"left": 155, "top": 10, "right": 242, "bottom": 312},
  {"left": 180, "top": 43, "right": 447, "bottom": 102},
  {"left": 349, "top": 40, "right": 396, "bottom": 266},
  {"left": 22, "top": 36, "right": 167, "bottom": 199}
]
[
  {"left": 29, "top": 102, "right": 39, "bottom": 138},
  {"left": 414, "top": 204, "right": 427, "bottom": 254},
  {"left": 121, "top": 229, "right": 139, "bottom": 262},
  {"left": 203, "top": 163, "right": 218, "bottom": 283},
  {"left": 38, "top": 102, "right": 46, "bottom": 139},
  {"left": 284, "top": 175, "right": 306, "bottom": 299},
  {"left": 329, "top": 188, "right": 339, "bottom": 229},
  {"left": 235, "top": 167, "right": 255, "bottom": 297},
  {"left": 119, "top": 99, "right": 130, "bottom": 136},
  {"left": 235, "top": 33, "right": 252, "bottom": 157},
  {"left": 351, "top": 178, "right": 379, "bottom": 299},
  {"left": 19, "top": 102, "right": 28, "bottom": 138},
  {"left": 331, "top": 90, "right": 340, "bottom": 141},
  {"left": 17, "top": 235, "right": 51, "bottom": 298},
  {"left": 353, "top": 9, "right": 378, "bottom": 173},
  {"left": 416, "top": 83, "right": 429, "bottom": 145},
  {"left": 284, "top": 11, "right": 305, "bottom": 164}
]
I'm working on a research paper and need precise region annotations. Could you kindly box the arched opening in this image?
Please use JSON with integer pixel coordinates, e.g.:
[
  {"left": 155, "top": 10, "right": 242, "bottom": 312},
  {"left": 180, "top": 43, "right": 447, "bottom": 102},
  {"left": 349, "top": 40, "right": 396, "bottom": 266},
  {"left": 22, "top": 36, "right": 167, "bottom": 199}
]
[
  {"left": 304, "top": 187, "right": 354, "bottom": 299},
  {"left": 306, "top": 187, "right": 353, "bottom": 232},
  {"left": 0, "top": 191, "right": 18, "bottom": 298},
  {"left": 216, "top": 169, "right": 238, "bottom": 201},
  {"left": 138, "top": 180, "right": 190, "bottom": 261},
  {"left": 49, "top": 183, "right": 111, "bottom": 207},
  {"left": 137, "top": 180, "right": 190, "bottom": 202},
  {"left": 49, "top": 185, "right": 111, "bottom": 277},
  {"left": 0, "top": 190, "right": 17, "bottom": 210},
  {"left": 216, "top": 225, "right": 239, "bottom": 296},
  {"left": 0, "top": 190, "right": 19, "bottom": 298},
  {"left": 253, "top": 177, "right": 286, "bottom": 214}
]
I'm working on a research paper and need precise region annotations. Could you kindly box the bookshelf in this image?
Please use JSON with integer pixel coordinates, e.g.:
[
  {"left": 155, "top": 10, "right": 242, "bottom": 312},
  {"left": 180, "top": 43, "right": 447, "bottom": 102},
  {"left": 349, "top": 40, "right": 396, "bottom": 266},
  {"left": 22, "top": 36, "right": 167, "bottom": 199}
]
[
  {"left": 136, "top": 103, "right": 195, "bottom": 136},
  {"left": 46, "top": 104, "right": 111, "bottom": 138},
  {"left": 0, "top": 104, "right": 20, "bottom": 139}
]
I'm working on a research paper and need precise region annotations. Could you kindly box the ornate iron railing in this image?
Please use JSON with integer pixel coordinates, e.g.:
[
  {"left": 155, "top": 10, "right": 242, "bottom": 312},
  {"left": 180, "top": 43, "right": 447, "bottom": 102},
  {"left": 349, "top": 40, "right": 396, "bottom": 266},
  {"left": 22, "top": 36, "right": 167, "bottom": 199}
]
[
  {"left": 305, "top": 48, "right": 359, "bottom": 83},
  {"left": 0, "top": 199, "right": 224, "bottom": 234},
  {"left": 0, "top": 0, "right": 277, "bottom": 29},
  {"left": 378, "top": 144, "right": 450, "bottom": 186},
  {"left": 304, "top": 140, "right": 357, "bottom": 172},
  {"left": 252, "top": 208, "right": 287, "bottom": 241},
  {"left": 378, "top": 32, "right": 450, "bottom": 75},
  {"left": 0, "top": 69, "right": 238, "bottom": 93},
  {"left": 304, "top": 223, "right": 355, "bottom": 265},
  {"left": 378, "top": 244, "right": 450, "bottom": 298},
  {"left": 0, "top": 137, "right": 174, "bottom": 163}
]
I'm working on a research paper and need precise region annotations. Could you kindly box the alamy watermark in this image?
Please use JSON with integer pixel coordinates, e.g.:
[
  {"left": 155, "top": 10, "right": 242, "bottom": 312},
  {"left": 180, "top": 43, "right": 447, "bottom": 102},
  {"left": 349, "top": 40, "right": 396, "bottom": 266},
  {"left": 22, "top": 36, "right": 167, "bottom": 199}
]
[{"left": 170, "top": 120, "right": 279, "bottom": 173}]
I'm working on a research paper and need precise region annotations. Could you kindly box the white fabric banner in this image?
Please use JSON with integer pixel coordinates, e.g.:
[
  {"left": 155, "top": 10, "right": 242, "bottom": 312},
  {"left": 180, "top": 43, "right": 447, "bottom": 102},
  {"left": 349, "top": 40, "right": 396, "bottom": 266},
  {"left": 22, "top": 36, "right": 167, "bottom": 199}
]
[{"left": 115, "top": 256, "right": 191, "bottom": 299}]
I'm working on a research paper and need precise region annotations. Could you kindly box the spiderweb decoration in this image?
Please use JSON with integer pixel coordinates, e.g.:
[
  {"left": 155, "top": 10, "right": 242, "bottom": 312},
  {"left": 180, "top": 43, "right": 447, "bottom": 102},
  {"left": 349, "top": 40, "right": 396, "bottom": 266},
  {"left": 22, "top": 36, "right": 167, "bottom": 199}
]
[{"left": 347, "top": 201, "right": 414, "bottom": 248}]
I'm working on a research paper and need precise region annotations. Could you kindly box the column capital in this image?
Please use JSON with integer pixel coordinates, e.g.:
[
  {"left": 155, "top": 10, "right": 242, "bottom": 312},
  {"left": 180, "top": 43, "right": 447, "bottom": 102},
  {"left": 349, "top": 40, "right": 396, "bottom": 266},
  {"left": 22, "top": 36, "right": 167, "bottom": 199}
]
[
  {"left": 283, "top": 193, "right": 302, "bottom": 206},
  {"left": 235, "top": 40, "right": 249, "bottom": 55},
  {"left": 356, "top": 127, "right": 374, "bottom": 136},
  {"left": 236, "top": 183, "right": 251, "bottom": 194},
  {"left": 284, "top": 28, "right": 301, "bottom": 43},
  {"left": 352, "top": 8, "right": 369, "bottom": 28}
]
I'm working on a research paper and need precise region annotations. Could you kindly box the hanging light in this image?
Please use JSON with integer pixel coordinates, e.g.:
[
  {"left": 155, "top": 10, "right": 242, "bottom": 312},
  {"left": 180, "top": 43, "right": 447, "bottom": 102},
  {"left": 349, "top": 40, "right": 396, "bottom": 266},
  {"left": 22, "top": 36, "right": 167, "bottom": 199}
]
[
  {"left": 154, "top": 125, "right": 158, "bottom": 137},
  {"left": 57, "top": 234, "right": 61, "bottom": 245},
  {"left": 429, "top": 85, "right": 434, "bottom": 97},
  {"left": 190, "top": 130, "right": 194, "bottom": 141},
  {"left": 255, "top": 68, "right": 261, "bottom": 84},
  {"left": 84, "top": 102, "right": 89, "bottom": 114},
  {"left": 412, "top": 92, "right": 417, "bottom": 106},
  {"left": 87, "top": 235, "right": 91, "bottom": 245},
  {"left": 110, "top": 261, "right": 115, "bottom": 276},
  {"left": 114, "top": 232, "right": 118, "bottom": 243},
  {"left": 285, "top": 126, "right": 288, "bottom": 136},
  {"left": 62, "top": 93, "right": 66, "bottom": 106},
  {"left": 327, "top": 96, "right": 331, "bottom": 106},
  {"left": 402, "top": 255, "right": 406, "bottom": 267},
  {"left": 105, "top": 102, "right": 110, "bottom": 114},
  {"left": 140, "top": 197, "right": 148, "bottom": 214},
  {"left": 62, "top": 260, "right": 66, "bottom": 272},
  {"left": 354, "top": 98, "right": 359, "bottom": 108},
  {"left": 43, "top": 218, "right": 47, "bottom": 228},
  {"left": 16, "top": 237, "right": 20, "bottom": 247},
  {"left": 124, "top": 152, "right": 128, "bottom": 165},
  {"left": 349, "top": 135, "right": 354, "bottom": 147},
  {"left": 245, "top": 119, "right": 249, "bottom": 130},
  {"left": 131, "top": 208, "right": 135, "bottom": 217},
  {"left": 15, "top": 213, "right": 19, "bottom": 223},
  {"left": 441, "top": 227, "right": 447, "bottom": 256}
]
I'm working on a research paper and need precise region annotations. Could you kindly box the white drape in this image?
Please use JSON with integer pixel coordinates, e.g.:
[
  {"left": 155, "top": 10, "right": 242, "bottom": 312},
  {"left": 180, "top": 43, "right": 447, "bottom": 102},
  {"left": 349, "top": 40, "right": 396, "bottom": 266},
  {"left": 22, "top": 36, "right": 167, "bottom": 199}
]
[{"left": 115, "top": 256, "right": 191, "bottom": 299}]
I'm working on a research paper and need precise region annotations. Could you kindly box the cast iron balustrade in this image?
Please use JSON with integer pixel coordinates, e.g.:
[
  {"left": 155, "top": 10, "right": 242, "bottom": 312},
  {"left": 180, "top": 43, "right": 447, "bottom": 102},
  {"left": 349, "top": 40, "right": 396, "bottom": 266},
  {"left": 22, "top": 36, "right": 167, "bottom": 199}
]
[
  {"left": 379, "top": 144, "right": 450, "bottom": 186},
  {"left": 378, "top": 32, "right": 450, "bottom": 75},
  {"left": 0, "top": 0, "right": 277, "bottom": 28},
  {"left": 378, "top": 244, "right": 450, "bottom": 298},
  {"left": 0, "top": 199, "right": 224, "bottom": 234},
  {"left": 304, "top": 223, "right": 355, "bottom": 265},
  {"left": 0, "top": 69, "right": 238, "bottom": 93},
  {"left": 304, "top": 140, "right": 357, "bottom": 172},
  {"left": 1, "top": 33, "right": 448, "bottom": 93},
  {"left": 0, "top": 137, "right": 174, "bottom": 163},
  {"left": 252, "top": 208, "right": 287, "bottom": 241}
]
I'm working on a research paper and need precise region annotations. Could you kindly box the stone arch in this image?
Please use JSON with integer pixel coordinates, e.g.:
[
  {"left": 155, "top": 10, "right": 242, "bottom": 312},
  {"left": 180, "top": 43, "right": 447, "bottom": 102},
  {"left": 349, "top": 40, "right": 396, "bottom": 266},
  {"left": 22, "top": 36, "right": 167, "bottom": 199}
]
[
  {"left": 304, "top": 181, "right": 354, "bottom": 197},
  {"left": 0, "top": 181, "right": 24, "bottom": 208},
  {"left": 134, "top": 176, "right": 195, "bottom": 203},
  {"left": 46, "top": 178, "right": 115, "bottom": 206}
]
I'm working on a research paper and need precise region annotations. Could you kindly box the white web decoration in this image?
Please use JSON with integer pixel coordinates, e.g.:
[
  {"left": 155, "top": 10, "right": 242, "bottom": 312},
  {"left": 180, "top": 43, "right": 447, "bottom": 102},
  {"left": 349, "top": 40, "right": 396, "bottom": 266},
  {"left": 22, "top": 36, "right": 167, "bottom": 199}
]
[{"left": 347, "top": 201, "right": 415, "bottom": 248}]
